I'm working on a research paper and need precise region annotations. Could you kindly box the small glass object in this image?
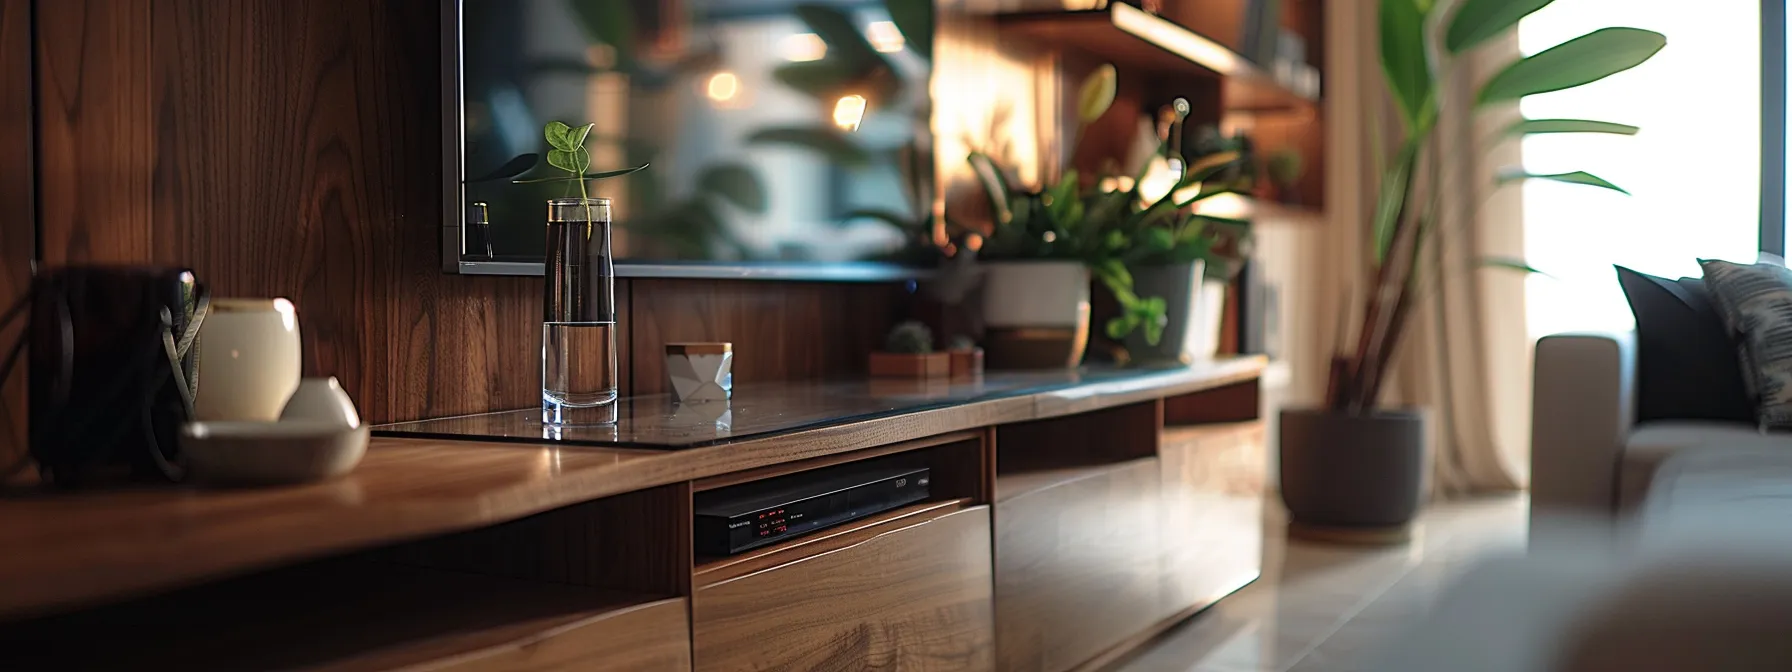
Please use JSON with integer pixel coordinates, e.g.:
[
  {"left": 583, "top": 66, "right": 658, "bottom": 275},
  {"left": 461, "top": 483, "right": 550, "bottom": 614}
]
[
  {"left": 666, "top": 342, "right": 733, "bottom": 403},
  {"left": 542, "top": 197, "right": 619, "bottom": 426}
]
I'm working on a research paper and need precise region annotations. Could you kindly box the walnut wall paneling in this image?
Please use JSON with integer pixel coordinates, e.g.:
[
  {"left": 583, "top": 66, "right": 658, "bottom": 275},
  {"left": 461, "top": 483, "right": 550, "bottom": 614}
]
[
  {"left": 0, "top": 0, "right": 30, "bottom": 465},
  {"left": 629, "top": 280, "right": 906, "bottom": 396}
]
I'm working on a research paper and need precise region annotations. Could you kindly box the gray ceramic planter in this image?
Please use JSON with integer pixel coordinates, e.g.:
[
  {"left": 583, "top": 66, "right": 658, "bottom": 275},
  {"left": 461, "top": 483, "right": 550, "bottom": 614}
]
[
  {"left": 1123, "top": 261, "right": 1220, "bottom": 364},
  {"left": 1277, "top": 408, "right": 1425, "bottom": 529}
]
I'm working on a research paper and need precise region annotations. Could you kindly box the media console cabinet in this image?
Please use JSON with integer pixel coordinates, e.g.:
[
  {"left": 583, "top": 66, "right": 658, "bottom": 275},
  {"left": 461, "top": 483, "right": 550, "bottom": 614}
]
[{"left": 0, "top": 359, "right": 1268, "bottom": 671}]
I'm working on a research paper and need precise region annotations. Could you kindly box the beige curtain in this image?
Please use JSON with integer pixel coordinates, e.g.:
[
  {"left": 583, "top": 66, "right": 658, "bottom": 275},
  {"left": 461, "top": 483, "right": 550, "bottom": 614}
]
[{"left": 1317, "top": 0, "right": 1529, "bottom": 496}]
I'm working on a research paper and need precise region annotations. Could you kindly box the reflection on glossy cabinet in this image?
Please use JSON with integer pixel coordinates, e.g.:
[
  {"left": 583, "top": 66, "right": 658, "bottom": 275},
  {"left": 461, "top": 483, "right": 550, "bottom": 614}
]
[
  {"left": 692, "top": 506, "right": 995, "bottom": 671},
  {"left": 994, "top": 459, "right": 1168, "bottom": 672},
  {"left": 1159, "top": 422, "right": 1267, "bottom": 615}
]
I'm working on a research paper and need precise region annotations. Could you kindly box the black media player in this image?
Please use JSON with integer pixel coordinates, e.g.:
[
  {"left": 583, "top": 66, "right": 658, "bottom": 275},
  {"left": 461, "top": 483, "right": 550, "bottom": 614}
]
[{"left": 694, "top": 465, "right": 931, "bottom": 555}]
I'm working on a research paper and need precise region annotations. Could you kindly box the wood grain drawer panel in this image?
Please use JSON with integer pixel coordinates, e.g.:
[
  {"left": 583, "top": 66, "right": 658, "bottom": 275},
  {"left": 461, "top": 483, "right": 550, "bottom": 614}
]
[
  {"left": 352, "top": 596, "right": 693, "bottom": 672},
  {"left": 993, "top": 458, "right": 1168, "bottom": 672},
  {"left": 692, "top": 506, "right": 995, "bottom": 672},
  {"left": 1159, "top": 422, "right": 1266, "bottom": 617}
]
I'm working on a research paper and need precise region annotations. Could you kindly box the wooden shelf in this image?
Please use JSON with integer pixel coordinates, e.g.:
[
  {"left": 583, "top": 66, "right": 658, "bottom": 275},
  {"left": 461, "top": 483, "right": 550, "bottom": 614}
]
[
  {"left": 695, "top": 498, "right": 970, "bottom": 586},
  {"left": 0, "top": 559, "right": 688, "bottom": 671},
  {"left": 997, "top": 3, "right": 1317, "bottom": 114}
]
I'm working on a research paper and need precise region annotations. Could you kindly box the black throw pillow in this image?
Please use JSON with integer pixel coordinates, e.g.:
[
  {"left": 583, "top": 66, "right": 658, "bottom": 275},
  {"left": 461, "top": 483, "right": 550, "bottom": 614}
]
[{"left": 1614, "top": 265, "right": 1754, "bottom": 423}]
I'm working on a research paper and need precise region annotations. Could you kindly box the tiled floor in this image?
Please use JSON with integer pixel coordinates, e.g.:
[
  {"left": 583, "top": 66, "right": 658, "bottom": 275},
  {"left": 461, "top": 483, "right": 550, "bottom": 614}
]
[{"left": 1117, "top": 495, "right": 1530, "bottom": 672}]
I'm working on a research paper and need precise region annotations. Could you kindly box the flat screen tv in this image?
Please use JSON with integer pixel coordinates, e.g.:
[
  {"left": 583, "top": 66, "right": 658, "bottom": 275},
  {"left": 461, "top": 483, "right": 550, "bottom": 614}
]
[{"left": 441, "top": 0, "right": 933, "bottom": 279}]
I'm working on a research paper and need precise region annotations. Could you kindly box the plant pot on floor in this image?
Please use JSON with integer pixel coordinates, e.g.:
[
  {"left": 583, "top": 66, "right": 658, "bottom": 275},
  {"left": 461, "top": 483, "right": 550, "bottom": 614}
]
[
  {"left": 1123, "top": 261, "right": 1227, "bottom": 364},
  {"left": 981, "top": 260, "right": 1091, "bottom": 369},
  {"left": 1278, "top": 408, "right": 1425, "bottom": 544}
]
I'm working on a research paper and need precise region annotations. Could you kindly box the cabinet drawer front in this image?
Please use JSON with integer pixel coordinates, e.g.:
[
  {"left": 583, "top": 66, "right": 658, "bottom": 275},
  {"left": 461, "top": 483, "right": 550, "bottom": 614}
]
[
  {"left": 394, "top": 597, "right": 692, "bottom": 672},
  {"left": 693, "top": 506, "right": 994, "bottom": 672},
  {"left": 995, "top": 459, "right": 1165, "bottom": 672}
]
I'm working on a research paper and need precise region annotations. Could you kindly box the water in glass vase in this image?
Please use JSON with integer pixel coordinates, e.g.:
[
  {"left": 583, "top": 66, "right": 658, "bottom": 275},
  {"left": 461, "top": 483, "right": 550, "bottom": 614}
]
[{"left": 541, "top": 321, "right": 619, "bottom": 425}]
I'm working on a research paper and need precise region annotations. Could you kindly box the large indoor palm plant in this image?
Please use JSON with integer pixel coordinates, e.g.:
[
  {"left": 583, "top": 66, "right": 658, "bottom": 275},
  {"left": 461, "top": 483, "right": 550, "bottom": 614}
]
[{"left": 1279, "top": 0, "right": 1666, "bottom": 537}]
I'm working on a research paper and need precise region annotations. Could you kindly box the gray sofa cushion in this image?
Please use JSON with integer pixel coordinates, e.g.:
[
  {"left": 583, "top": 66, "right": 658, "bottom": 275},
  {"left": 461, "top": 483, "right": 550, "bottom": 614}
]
[{"left": 1620, "top": 422, "right": 1791, "bottom": 510}]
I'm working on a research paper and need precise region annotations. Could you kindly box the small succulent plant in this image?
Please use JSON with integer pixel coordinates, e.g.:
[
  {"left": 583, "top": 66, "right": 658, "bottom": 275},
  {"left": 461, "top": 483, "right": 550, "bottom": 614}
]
[
  {"left": 946, "top": 335, "right": 977, "bottom": 352},
  {"left": 884, "top": 320, "right": 935, "bottom": 354}
]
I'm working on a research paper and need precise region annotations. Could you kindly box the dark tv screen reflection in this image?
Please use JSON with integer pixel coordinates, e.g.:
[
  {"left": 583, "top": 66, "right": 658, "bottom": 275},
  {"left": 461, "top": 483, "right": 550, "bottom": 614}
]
[{"left": 452, "top": 0, "right": 933, "bottom": 273}]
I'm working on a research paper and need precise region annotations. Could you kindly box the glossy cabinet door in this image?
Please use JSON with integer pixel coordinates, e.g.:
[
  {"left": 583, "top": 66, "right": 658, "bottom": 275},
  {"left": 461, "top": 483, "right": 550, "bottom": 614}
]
[
  {"left": 994, "top": 459, "right": 1168, "bottom": 672},
  {"left": 692, "top": 506, "right": 995, "bottom": 671},
  {"left": 1159, "top": 422, "right": 1266, "bottom": 619}
]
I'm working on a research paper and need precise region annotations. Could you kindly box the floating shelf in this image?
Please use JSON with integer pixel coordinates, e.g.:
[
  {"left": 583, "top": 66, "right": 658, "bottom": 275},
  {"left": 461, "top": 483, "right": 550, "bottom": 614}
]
[{"left": 997, "top": 3, "right": 1318, "bottom": 114}]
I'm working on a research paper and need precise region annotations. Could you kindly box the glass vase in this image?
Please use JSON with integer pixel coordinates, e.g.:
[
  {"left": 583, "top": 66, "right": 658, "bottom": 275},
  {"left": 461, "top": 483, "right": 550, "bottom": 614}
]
[{"left": 541, "top": 197, "right": 619, "bottom": 426}]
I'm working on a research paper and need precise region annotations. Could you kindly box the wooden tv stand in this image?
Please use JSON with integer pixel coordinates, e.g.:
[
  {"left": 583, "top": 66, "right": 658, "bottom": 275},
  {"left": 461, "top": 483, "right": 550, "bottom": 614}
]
[{"left": 0, "top": 359, "right": 1268, "bottom": 671}]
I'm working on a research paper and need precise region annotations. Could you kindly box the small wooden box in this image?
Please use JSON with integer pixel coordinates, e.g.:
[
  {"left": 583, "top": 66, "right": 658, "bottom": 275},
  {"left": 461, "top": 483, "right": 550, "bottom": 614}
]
[
  {"left": 869, "top": 352, "right": 950, "bottom": 379},
  {"left": 948, "top": 348, "right": 984, "bottom": 378}
]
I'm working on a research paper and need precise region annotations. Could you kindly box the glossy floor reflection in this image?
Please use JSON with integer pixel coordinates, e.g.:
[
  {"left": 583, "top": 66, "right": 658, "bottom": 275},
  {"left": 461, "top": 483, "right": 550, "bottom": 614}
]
[{"left": 1119, "top": 495, "right": 1529, "bottom": 672}]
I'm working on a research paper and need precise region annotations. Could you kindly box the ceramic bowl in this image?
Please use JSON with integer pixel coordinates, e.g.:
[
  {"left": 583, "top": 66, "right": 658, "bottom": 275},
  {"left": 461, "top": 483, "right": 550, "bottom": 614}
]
[{"left": 180, "top": 421, "right": 370, "bottom": 485}]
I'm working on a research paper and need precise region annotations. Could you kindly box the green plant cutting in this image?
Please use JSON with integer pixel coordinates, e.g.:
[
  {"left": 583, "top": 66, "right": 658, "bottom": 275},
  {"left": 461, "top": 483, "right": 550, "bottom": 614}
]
[
  {"left": 969, "top": 66, "right": 1249, "bottom": 347},
  {"left": 515, "top": 120, "right": 651, "bottom": 223},
  {"left": 1327, "top": 0, "right": 1665, "bottom": 412}
]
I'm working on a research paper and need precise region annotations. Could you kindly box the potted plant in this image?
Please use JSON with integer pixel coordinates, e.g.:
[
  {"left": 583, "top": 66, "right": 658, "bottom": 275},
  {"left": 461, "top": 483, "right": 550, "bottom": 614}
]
[
  {"left": 869, "top": 320, "right": 950, "bottom": 379},
  {"left": 970, "top": 67, "right": 1250, "bottom": 368},
  {"left": 1280, "top": 0, "right": 1665, "bottom": 538}
]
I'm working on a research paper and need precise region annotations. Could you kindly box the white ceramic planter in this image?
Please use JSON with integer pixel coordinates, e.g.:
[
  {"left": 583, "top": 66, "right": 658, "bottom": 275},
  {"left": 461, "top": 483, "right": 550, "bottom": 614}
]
[{"left": 980, "top": 261, "right": 1091, "bottom": 369}]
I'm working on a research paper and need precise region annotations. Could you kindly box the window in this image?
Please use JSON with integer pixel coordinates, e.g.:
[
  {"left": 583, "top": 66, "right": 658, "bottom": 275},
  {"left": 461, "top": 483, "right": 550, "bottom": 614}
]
[{"left": 1521, "top": 0, "right": 1761, "bottom": 338}]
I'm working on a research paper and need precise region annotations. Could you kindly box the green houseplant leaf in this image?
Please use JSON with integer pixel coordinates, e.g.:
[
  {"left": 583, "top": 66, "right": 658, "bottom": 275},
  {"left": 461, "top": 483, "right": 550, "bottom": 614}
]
[
  {"left": 1502, "top": 118, "right": 1639, "bottom": 137},
  {"left": 544, "top": 121, "right": 573, "bottom": 151},
  {"left": 1077, "top": 65, "right": 1118, "bottom": 124},
  {"left": 1479, "top": 256, "right": 1554, "bottom": 277},
  {"left": 1379, "top": 0, "right": 1435, "bottom": 132},
  {"left": 1496, "top": 168, "right": 1628, "bottom": 194},
  {"left": 1445, "top": 0, "right": 1555, "bottom": 54},
  {"left": 1478, "top": 27, "right": 1666, "bottom": 105},
  {"left": 511, "top": 163, "right": 651, "bottom": 184},
  {"left": 884, "top": 0, "right": 933, "bottom": 60},
  {"left": 747, "top": 127, "right": 873, "bottom": 167},
  {"left": 698, "top": 163, "right": 768, "bottom": 213},
  {"left": 967, "top": 152, "right": 1015, "bottom": 226}
]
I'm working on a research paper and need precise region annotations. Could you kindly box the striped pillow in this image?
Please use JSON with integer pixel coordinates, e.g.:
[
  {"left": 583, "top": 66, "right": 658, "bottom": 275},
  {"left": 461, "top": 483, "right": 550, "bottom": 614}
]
[{"left": 1699, "top": 259, "right": 1792, "bottom": 428}]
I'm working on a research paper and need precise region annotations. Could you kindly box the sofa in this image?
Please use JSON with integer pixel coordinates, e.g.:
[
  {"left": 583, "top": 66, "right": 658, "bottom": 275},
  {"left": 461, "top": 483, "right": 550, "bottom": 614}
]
[
  {"left": 1529, "top": 330, "right": 1792, "bottom": 527},
  {"left": 1372, "top": 328, "right": 1792, "bottom": 671}
]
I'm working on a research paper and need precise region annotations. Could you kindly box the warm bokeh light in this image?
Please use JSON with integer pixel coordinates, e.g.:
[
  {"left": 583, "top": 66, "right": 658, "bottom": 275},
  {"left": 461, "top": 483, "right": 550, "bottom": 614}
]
[
  {"left": 867, "top": 21, "right": 906, "bottom": 53},
  {"left": 1137, "top": 157, "right": 1182, "bottom": 204},
  {"left": 705, "top": 71, "right": 740, "bottom": 103},
  {"left": 781, "top": 33, "right": 827, "bottom": 62},
  {"left": 833, "top": 95, "right": 868, "bottom": 131}
]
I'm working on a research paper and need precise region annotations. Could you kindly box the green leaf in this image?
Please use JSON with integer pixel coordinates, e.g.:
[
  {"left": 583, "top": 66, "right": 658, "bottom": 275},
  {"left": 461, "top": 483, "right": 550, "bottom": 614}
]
[
  {"left": 1143, "top": 227, "right": 1175, "bottom": 252},
  {"left": 1477, "top": 28, "right": 1666, "bottom": 105},
  {"left": 511, "top": 163, "right": 651, "bottom": 184},
  {"left": 795, "top": 4, "right": 885, "bottom": 70},
  {"left": 1183, "top": 151, "right": 1241, "bottom": 185},
  {"left": 698, "top": 163, "right": 768, "bottom": 213},
  {"left": 1445, "top": 0, "right": 1554, "bottom": 54},
  {"left": 1496, "top": 168, "right": 1628, "bottom": 194},
  {"left": 967, "top": 152, "right": 1014, "bottom": 226},
  {"left": 568, "top": 0, "right": 636, "bottom": 69},
  {"left": 546, "top": 148, "right": 582, "bottom": 174},
  {"left": 1372, "top": 141, "right": 1419, "bottom": 263},
  {"left": 1479, "top": 256, "right": 1554, "bottom": 277},
  {"left": 1077, "top": 64, "right": 1118, "bottom": 124},
  {"left": 746, "top": 126, "right": 873, "bottom": 167},
  {"left": 564, "top": 123, "right": 594, "bottom": 151},
  {"left": 1106, "top": 316, "right": 1137, "bottom": 341},
  {"left": 1379, "top": 0, "right": 1435, "bottom": 132},
  {"left": 1140, "top": 296, "right": 1167, "bottom": 346},
  {"left": 1502, "top": 118, "right": 1639, "bottom": 138},
  {"left": 544, "top": 121, "right": 573, "bottom": 152},
  {"left": 884, "top": 0, "right": 933, "bottom": 59},
  {"left": 772, "top": 61, "right": 858, "bottom": 98}
]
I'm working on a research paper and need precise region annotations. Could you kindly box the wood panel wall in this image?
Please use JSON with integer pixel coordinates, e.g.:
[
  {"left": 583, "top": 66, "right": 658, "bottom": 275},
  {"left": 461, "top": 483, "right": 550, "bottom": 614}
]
[
  {"left": 0, "top": 0, "right": 31, "bottom": 469},
  {"left": 24, "top": 0, "right": 904, "bottom": 431}
]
